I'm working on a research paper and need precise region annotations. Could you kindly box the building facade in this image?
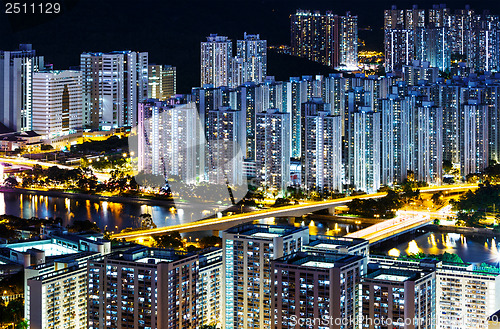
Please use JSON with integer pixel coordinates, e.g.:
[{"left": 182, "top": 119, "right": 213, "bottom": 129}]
[
  {"left": 148, "top": 65, "right": 176, "bottom": 100},
  {"left": 290, "top": 10, "right": 358, "bottom": 69},
  {"left": 272, "top": 252, "right": 366, "bottom": 329},
  {"left": 255, "top": 109, "right": 291, "bottom": 191},
  {"left": 88, "top": 247, "right": 198, "bottom": 329},
  {"left": 221, "top": 224, "right": 309, "bottom": 329},
  {"left": 80, "top": 51, "right": 148, "bottom": 129},
  {"left": 235, "top": 33, "right": 267, "bottom": 84},
  {"left": 201, "top": 34, "right": 233, "bottom": 88},
  {"left": 0, "top": 44, "right": 44, "bottom": 131},
  {"left": 137, "top": 100, "right": 201, "bottom": 183},
  {"left": 32, "top": 70, "right": 82, "bottom": 138}
]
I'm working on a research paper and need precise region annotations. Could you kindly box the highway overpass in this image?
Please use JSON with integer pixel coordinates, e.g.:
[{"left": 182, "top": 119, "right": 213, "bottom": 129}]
[
  {"left": 345, "top": 211, "right": 433, "bottom": 244},
  {"left": 111, "top": 184, "right": 479, "bottom": 241}
]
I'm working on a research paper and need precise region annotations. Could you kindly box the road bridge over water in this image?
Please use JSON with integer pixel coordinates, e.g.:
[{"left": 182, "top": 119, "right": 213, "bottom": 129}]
[{"left": 111, "top": 184, "right": 478, "bottom": 242}]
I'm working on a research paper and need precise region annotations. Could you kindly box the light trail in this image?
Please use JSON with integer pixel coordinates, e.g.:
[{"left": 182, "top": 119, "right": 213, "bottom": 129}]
[{"left": 111, "top": 184, "right": 479, "bottom": 241}]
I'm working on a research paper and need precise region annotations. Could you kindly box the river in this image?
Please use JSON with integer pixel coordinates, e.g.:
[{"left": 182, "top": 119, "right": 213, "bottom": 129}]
[
  {"left": 381, "top": 231, "right": 500, "bottom": 265},
  {"left": 0, "top": 191, "right": 209, "bottom": 234},
  {"left": 1, "top": 191, "right": 499, "bottom": 265}
]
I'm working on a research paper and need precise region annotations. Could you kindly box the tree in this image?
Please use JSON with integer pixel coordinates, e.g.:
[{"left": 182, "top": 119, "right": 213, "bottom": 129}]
[
  {"left": 0, "top": 223, "right": 18, "bottom": 240},
  {"left": 4, "top": 176, "right": 18, "bottom": 187},
  {"left": 67, "top": 220, "right": 101, "bottom": 233},
  {"left": 199, "top": 235, "right": 222, "bottom": 249},
  {"left": 31, "top": 164, "right": 44, "bottom": 181},
  {"left": 443, "top": 160, "right": 453, "bottom": 174},
  {"left": 375, "top": 64, "right": 386, "bottom": 77},
  {"left": 153, "top": 232, "right": 183, "bottom": 249},
  {"left": 440, "top": 252, "right": 464, "bottom": 264},
  {"left": 309, "top": 191, "right": 322, "bottom": 201},
  {"left": 186, "top": 245, "right": 200, "bottom": 252},
  {"left": 273, "top": 198, "right": 291, "bottom": 207},
  {"left": 200, "top": 325, "right": 217, "bottom": 329},
  {"left": 139, "top": 214, "right": 157, "bottom": 230},
  {"left": 431, "top": 192, "right": 444, "bottom": 205},
  {"left": 400, "top": 180, "right": 420, "bottom": 201},
  {"left": 455, "top": 211, "right": 484, "bottom": 227},
  {"left": 6, "top": 298, "right": 23, "bottom": 325}
]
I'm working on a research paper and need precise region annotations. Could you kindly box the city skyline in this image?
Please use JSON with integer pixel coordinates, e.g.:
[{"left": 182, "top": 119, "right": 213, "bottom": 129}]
[
  {"left": 2, "top": 0, "right": 500, "bottom": 92},
  {"left": 2, "top": 2, "right": 500, "bottom": 329}
]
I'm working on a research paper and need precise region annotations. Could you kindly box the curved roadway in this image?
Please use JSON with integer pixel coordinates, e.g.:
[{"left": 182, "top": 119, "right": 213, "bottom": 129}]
[{"left": 111, "top": 183, "right": 479, "bottom": 241}]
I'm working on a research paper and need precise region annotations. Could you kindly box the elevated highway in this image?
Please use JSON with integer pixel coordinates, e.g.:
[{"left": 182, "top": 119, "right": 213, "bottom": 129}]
[
  {"left": 345, "top": 211, "right": 433, "bottom": 244},
  {"left": 111, "top": 184, "right": 478, "bottom": 241}
]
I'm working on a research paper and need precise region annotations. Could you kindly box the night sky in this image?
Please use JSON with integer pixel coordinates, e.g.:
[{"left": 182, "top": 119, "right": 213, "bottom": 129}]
[{"left": 1, "top": 0, "right": 500, "bottom": 93}]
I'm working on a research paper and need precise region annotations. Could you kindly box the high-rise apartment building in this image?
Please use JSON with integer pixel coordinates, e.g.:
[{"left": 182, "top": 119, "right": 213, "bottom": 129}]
[
  {"left": 384, "top": 6, "right": 424, "bottom": 72},
  {"left": 221, "top": 224, "right": 309, "bottom": 329},
  {"left": 80, "top": 51, "right": 148, "bottom": 130},
  {"left": 137, "top": 100, "right": 201, "bottom": 183},
  {"left": 303, "top": 235, "right": 370, "bottom": 257},
  {"left": 255, "top": 109, "right": 291, "bottom": 191},
  {"left": 197, "top": 248, "right": 223, "bottom": 327},
  {"left": 302, "top": 100, "right": 343, "bottom": 193},
  {"left": 32, "top": 70, "right": 82, "bottom": 138},
  {"left": 361, "top": 268, "right": 435, "bottom": 329},
  {"left": 0, "top": 44, "right": 44, "bottom": 131},
  {"left": 352, "top": 108, "right": 381, "bottom": 193},
  {"left": 459, "top": 99, "right": 489, "bottom": 177},
  {"left": 372, "top": 255, "right": 500, "bottom": 329},
  {"left": 290, "top": 10, "right": 358, "bottom": 69},
  {"left": 413, "top": 101, "right": 443, "bottom": 183},
  {"left": 385, "top": 5, "right": 500, "bottom": 73},
  {"left": 23, "top": 234, "right": 111, "bottom": 329},
  {"left": 206, "top": 107, "right": 245, "bottom": 186},
  {"left": 435, "top": 264, "right": 500, "bottom": 328},
  {"left": 238, "top": 82, "right": 260, "bottom": 160},
  {"left": 190, "top": 71, "right": 500, "bottom": 188},
  {"left": 192, "top": 84, "right": 232, "bottom": 135},
  {"left": 148, "top": 64, "right": 176, "bottom": 100},
  {"left": 338, "top": 13, "right": 359, "bottom": 69},
  {"left": 438, "top": 84, "right": 461, "bottom": 164},
  {"left": 403, "top": 60, "right": 439, "bottom": 86},
  {"left": 88, "top": 247, "right": 199, "bottom": 329},
  {"left": 201, "top": 34, "right": 233, "bottom": 88},
  {"left": 286, "top": 76, "right": 309, "bottom": 158},
  {"left": 272, "top": 251, "right": 366, "bottom": 329},
  {"left": 466, "top": 13, "right": 500, "bottom": 72},
  {"left": 236, "top": 33, "right": 267, "bottom": 84},
  {"left": 381, "top": 94, "right": 405, "bottom": 186}
]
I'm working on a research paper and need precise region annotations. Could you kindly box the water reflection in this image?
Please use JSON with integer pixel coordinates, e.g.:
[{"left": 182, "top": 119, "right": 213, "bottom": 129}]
[
  {"left": 0, "top": 191, "right": 181, "bottom": 231},
  {"left": 391, "top": 232, "right": 500, "bottom": 265}
]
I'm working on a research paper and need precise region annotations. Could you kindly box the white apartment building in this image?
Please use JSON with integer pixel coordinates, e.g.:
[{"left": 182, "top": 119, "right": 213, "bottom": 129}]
[
  {"left": 81, "top": 51, "right": 148, "bottom": 129},
  {"left": 32, "top": 70, "right": 82, "bottom": 138},
  {"left": 201, "top": 34, "right": 233, "bottom": 88},
  {"left": 221, "top": 224, "right": 309, "bottom": 329}
]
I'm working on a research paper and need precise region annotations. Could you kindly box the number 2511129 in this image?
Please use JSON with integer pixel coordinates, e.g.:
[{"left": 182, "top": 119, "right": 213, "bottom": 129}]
[{"left": 5, "top": 2, "right": 61, "bottom": 14}]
